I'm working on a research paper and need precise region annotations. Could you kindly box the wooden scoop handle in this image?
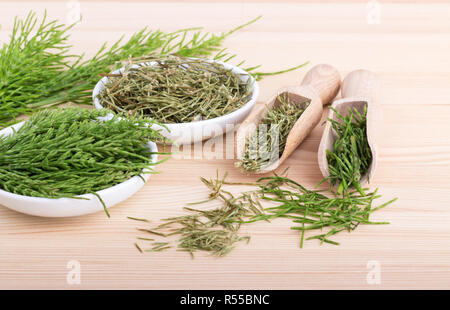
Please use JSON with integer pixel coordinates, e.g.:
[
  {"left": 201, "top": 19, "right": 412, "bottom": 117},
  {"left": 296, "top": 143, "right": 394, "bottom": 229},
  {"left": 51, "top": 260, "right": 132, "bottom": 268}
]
[
  {"left": 341, "top": 69, "right": 379, "bottom": 101},
  {"left": 301, "top": 64, "right": 341, "bottom": 105}
]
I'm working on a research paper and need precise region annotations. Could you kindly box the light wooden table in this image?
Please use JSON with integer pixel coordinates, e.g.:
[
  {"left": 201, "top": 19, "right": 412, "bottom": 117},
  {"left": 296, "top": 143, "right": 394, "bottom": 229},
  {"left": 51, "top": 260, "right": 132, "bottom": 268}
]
[{"left": 1, "top": 1, "right": 450, "bottom": 290}]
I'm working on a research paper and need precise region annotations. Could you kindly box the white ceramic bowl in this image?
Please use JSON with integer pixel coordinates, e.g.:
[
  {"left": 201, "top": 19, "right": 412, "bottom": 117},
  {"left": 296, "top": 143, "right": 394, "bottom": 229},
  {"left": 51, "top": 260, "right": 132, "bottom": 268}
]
[
  {"left": 92, "top": 58, "right": 259, "bottom": 145},
  {"left": 0, "top": 121, "right": 158, "bottom": 217}
]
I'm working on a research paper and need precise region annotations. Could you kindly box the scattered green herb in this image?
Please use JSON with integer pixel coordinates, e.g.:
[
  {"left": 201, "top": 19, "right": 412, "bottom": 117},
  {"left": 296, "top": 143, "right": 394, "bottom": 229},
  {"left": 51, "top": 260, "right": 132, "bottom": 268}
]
[
  {"left": 0, "top": 107, "right": 167, "bottom": 217},
  {"left": 325, "top": 106, "right": 372, "bottom": 196},
  {"left": 131, "top": 171, "right": 396, "bottom": 257},
  {"left": 98, "top": 55, "right": 252, "bottom": 123},
  {"left": 236, "top": 94, "right": 309, "bottom": 172}
]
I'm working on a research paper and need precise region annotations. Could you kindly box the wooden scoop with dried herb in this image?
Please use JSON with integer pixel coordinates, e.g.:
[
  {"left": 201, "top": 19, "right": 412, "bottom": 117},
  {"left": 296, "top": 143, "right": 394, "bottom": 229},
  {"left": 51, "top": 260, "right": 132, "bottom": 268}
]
[
  {"left": 235, "top": 94, "right": 309, "bottom": 172},
  {"left": 0, "top": 108, "right": 166, "bottom": 217},
  {"left": 318, "top": 70, "right": 380, "bottom": 195},
  {"left": 235, "top": 64, "right": 341, "bottom": 174}
]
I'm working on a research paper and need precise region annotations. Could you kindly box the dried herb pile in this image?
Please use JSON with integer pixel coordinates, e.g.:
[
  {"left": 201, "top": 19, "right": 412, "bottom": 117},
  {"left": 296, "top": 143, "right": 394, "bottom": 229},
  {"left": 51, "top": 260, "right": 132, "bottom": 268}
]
[
  {"left": 98, "top": 55, "right": 252, "bottom": 123},
  {"left": 325, "top": 106, "right": 372, "bottom": 195},
  {"left": 131, "top": 171, "right": 396, "bottom": 257},
  {"left": 0, "top": 107, "right": 166, "bottom": 217},
  {"left": 236, "top": 94, "right": 309, "bottom": 172}
]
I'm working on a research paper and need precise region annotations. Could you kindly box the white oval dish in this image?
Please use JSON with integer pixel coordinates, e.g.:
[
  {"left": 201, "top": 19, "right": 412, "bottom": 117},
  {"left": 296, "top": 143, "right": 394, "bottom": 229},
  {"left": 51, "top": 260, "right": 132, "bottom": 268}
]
[
  {"left": 92, "top": 58, "right": 259, "bottom": 145},
  {"left": 0, "top": 121, "right": 158, "bottom": 217}
]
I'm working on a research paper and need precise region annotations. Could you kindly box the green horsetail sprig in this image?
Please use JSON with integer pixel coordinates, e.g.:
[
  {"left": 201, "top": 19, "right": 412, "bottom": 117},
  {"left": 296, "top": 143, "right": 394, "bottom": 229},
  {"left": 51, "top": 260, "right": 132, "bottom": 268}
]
[
  {"left": 236, "top": 94, "right": 309, "bottom": 172},
  {"left": 0, "top": 107, "right": 167, "bottom": 217},
  {"left": 98, "top": 55, "right": 253, "bottom": 123},
  {"left": 0, "top": 11, "right": 167, "bottom": 127},
  {"left": 132, "top": 171, "right": 396, "bottom": 257},
  {"left": 325, "top": 106, "right": 372, "bottom": 196},
  {"left": 247, "top": 175, "right": 395, "bottom": 247}
]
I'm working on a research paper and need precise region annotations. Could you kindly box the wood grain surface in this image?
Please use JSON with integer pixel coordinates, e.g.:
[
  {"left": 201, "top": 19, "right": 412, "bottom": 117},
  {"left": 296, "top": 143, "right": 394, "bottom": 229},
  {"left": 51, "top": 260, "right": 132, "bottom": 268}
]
[{"left": 1, "top": 1, "right": 450, "bottom": 290}]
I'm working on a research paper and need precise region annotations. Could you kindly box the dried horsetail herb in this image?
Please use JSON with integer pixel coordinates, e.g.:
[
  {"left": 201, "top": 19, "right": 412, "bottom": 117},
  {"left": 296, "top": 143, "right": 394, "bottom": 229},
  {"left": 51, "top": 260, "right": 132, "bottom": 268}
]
[
  {"left": 131, "top": 171, "right": 396, "bottom": 257},
  {"left": 127, "top": 216, "right": 150, "bottom": 223},
  {"left": 236, "top": 94, "right": 309, "bottom": 172},
  {"left": 98, "top": 55, "right": 253, "bottom": 123},
  {"left": 132, "top": 172, "right": 257, "bottom": 257},
  {"left": 325, "top": 106, "right": 372, "bottom": 196},
  {"left": 134, "top": 243, "right": 144, "bottom": 253},
  {"left": 0, "top": 107, "right": 167, "bottom": 217}
]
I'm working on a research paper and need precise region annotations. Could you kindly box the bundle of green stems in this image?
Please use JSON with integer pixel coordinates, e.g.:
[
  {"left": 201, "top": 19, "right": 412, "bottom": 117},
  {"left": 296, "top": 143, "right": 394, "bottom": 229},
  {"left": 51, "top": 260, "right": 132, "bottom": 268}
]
[
  {"left": 0, "top": 108, "right": 166, "bottom": 217},
  {"left": 325, "top": 106, "right": 372, "bottom": 196},
  {"left": 131, "top": 171, "right": 396, "bottom": 257},
  {"left": 0, "top": 11, "right": 307, "bottom": 128},
  {"left": 236, "top": 94, "right": 309, "bottom": 172},
  {"left": 98, "top": 55, "right": 252, "bottom": 123}
]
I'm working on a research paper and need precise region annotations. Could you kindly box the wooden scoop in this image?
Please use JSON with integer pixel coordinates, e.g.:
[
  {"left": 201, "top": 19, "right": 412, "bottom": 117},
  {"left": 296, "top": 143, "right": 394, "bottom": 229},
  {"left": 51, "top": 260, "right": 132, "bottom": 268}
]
[
  {"left": 317, "top": 69, "right": 380, "bottom": 186},
  {"left": 235, "top": 64, "right": 341, "bottom": 174}
]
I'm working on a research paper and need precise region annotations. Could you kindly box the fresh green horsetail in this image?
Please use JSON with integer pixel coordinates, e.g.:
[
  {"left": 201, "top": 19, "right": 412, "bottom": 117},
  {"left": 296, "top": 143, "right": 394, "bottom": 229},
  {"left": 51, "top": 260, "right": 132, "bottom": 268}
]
[
  {"left": 98, "top": 55, "right": 252, "bottom": 123},
  {"left": 236, "top": 94, "right": 309, "bottom": 172},
  {"left": 326, "top": 106, "right": 372, "bottom": 196},
  {"left": 132, "top": 171, "right": 396, "bottom": 257},
  {"left": 0, "top": 12, "right": 307, "bottom": 128},
  {"left": 0, "top": 108, "right": 166, "bottom": 217}
]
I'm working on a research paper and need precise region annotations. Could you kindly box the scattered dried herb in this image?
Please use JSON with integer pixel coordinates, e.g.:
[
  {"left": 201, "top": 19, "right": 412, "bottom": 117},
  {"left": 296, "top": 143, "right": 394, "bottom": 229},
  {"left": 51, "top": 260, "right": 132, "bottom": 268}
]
[
  {"left": 325, "top": 106, "right": 372, "bottom": 196},
  {"left": 133, "top": 172, "right": 256, "bottom": 257},
  {"left": 146, "top": 242, "right": 171, "bottom": 252},
  {"left": 132, "top": 171, "right": 396, "bottom": 257},
  {"left": 127, "top": 216, "right": 150, "bottom": 223},
  {"left": 0, "top": 107, "right": 167, "bottom": 217},
  {"left": 236, "top": 94, "right": 309, "bottom": 172},
  {"left": 247, "top": 174, "right": 395, "bottom": 247},
  {"left": 98, "top": 55, "right": 252, "bottom": 123},
  {"left": 134, "top": 243, "right": 143, "bottom": 253},
  {"left": 136, "top": 237, "right": 155, "bottom": 242}
]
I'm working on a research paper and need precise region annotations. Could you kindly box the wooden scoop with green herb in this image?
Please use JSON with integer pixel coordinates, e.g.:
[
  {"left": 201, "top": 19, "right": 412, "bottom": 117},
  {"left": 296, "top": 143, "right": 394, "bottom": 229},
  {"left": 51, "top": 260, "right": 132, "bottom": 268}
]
[
  {"left": 235, "top": 64, "right": 341, "bottom": 174},
  {"left": 318, "top": 70, "right": 380, "bottom": 195}
]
